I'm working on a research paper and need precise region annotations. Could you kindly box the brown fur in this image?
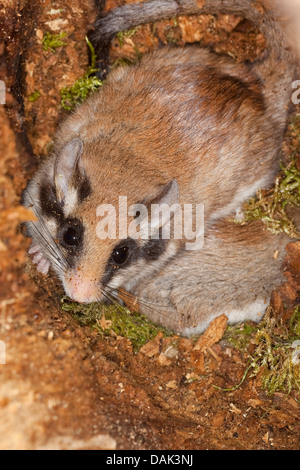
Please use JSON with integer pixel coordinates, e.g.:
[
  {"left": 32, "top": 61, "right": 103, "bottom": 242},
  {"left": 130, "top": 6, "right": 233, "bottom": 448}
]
[
  {"left": 133, "top": 219, "right": 291, "bottom": 334},
  {"left": 23, "top": 0, "right": 299, "bottom": 333}
]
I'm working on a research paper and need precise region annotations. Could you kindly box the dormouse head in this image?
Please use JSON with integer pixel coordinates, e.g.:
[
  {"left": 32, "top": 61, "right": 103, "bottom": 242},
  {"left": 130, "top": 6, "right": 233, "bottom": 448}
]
[{"left": 23, "top": 137, "right": 180, "bottom": 304}]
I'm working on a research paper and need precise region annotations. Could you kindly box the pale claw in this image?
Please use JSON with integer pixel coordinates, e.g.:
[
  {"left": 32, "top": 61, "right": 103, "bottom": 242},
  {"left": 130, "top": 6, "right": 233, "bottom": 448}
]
[
  {"left": 28, "top": 244, "right": 41, "bottom": 255},
  {"left": 32, "top": 252, "right": 44, "bottom": 264},
  {"left": 36, "top": 258, "right": 50, "bottom": 275},
  {"left": 29, "top": 244, "right": 50, "bottom": 275}
]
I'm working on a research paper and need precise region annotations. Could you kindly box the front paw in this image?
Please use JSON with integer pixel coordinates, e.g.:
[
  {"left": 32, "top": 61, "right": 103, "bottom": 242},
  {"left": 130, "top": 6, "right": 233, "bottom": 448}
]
[{"left": 28, "top": 244, "right": 50, "bottom": 275}]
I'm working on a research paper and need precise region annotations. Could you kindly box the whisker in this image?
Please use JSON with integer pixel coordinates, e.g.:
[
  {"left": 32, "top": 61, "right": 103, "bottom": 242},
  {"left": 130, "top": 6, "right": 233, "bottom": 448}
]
[
  {"left": 24, "top": 190, "right": 62, "bottom": 254},
  {"left": 113, "top": 287, "right": 162, "bottom": 310},
  {"left": 107, "top": 288, "right": 179, "bottom": 327},
  {"left": 23, "top": 189, "right": 181, "bottom": 328},
  {"left": 28, "top": 223, "right": 66, "bottom": 273},
  {"left": 101, "top": 288, "right": 131, "bottom": 316},
  {"left": 23, "top": 187, "right": 70, "bottom": 269}
]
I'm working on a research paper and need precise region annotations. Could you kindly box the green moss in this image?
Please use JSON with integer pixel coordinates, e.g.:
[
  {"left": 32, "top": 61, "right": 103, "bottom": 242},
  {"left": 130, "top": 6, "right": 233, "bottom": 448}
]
[
  {"left": 250, "top": 306, "right": 300, "bottom": 397},
  {"left": 61, "top": 297, "right": 173, "bottom": 352},
  {"left": 116, "top": 27, "right": 139, "bottom": 48},
  {"left": 42, "top": 32, "right": 67, "bottom": 52},
  {"left": 234, "top": 115, "right": 300, "bottom": 237},
  {"left": 113, "top": 27, "right": 143, "bottom": 64},
  {"left": 290, "top": 306, "right": 300, "bottom": 338},
  {"left": 235, "top": 160, "right": 300, "bottom": 238},
  {"left": 28, "top": 90, "right": 41, "bottom": 102},
  {"left": 60, "top": 36, "right": 104, "bottom": 111},
  {"left": 224, "top": 322, "right": 258, "bottom": 350},
  {"left": 217, "top": 309, "right": 300, "bottom": 396},
  {"left": 165, "top": 18, "right": 181, "bottom": 45},
  {"left": 60, "top": 75, "right": 103, "bottom": 111}
]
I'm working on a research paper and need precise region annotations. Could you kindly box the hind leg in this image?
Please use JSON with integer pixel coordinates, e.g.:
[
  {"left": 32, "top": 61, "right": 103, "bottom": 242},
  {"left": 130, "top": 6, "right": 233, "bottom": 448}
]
[{"left": 132, "top": 221, "right": 289, "bottom": 336}]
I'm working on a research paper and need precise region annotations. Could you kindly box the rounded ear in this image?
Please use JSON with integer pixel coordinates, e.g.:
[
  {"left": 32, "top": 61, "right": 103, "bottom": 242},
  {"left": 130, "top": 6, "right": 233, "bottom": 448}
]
[
  {"left": 147, "top": 179, "right": 180, "bottom": 233},
  {"left": 144, "top": 179, "right": 179, "bottom": 207},
  {"left": 54, "top": 138, "right": 83, "bottom": 203}
]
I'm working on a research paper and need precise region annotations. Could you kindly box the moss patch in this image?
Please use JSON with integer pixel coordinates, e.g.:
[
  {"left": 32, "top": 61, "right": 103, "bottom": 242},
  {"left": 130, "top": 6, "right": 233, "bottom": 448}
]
[
  {"left": 224, "top": 322, "right": 258, "bottom": 350},
  {"left": 236, "top": 160, "right": 300, "bottom": 238},
  {"left": 250, "top": 306, "right": 300, "bottom": 397},
  {"left": 61, "top": 297, "right": 173, "bottom": 352},
  {"left": 60, "top": 37, "right": 104, "bottom": 111},
  {"left": 235, "top": 115, "right": 300, "bottom": 238},
  {"left": 28, "top": 90, "right": 41, "bottom": 102},
  {"left": 42, "top": 32, "right": 67, "bottom": 52},
  {"left": 116, "top": 27, "right": 140, "bottom": 48}
]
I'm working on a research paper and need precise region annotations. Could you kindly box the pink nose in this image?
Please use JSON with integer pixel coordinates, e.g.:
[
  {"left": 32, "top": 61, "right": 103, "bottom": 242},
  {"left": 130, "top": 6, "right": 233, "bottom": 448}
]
[{"left": 64, "top": 273, "right": 100, "bottom": 303}]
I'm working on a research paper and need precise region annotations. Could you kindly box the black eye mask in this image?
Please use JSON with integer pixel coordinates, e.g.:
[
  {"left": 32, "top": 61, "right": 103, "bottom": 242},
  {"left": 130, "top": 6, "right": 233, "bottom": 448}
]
[
  {"left": 58, "top": 218, "right": 84, "bottom": 254},
  {"left": 101, "top": 235, "right": 169, "bottom": 288},
  {"left": 100, "top": 239, "right": 139, "bottom": 287},
  {"left": 39, "top": 184, "right": 64, "bottom": 222},
  {"left": 109, "top": 239, "right": 139, "bottom": 269}
]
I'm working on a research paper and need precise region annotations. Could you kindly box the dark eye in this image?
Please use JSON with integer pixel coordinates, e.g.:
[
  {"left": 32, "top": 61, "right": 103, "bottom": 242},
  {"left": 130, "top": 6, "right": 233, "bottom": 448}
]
[
  {"left": 58, "top": 218, "right": 84, "bottom": 252},
  {"left": 112, "top": 246, "right": 129, "bottom": 265},
  {"left": 63, "top": 227, "right": 80, "bottom": 247}
]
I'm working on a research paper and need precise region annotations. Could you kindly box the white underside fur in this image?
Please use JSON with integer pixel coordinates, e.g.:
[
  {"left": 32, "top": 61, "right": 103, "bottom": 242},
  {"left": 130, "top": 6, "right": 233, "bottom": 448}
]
[
  {"left": 210, "top": 175, "right": 269, "bottom": 221},
  {"left": 182, "top": 298, "right": 269, "bottom": 337}
]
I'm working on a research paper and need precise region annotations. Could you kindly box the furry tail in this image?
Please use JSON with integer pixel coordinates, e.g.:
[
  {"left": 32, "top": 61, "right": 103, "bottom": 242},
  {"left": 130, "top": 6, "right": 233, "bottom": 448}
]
[{"left": 90, "top": 0, "right": 299, "bottom": 130}]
